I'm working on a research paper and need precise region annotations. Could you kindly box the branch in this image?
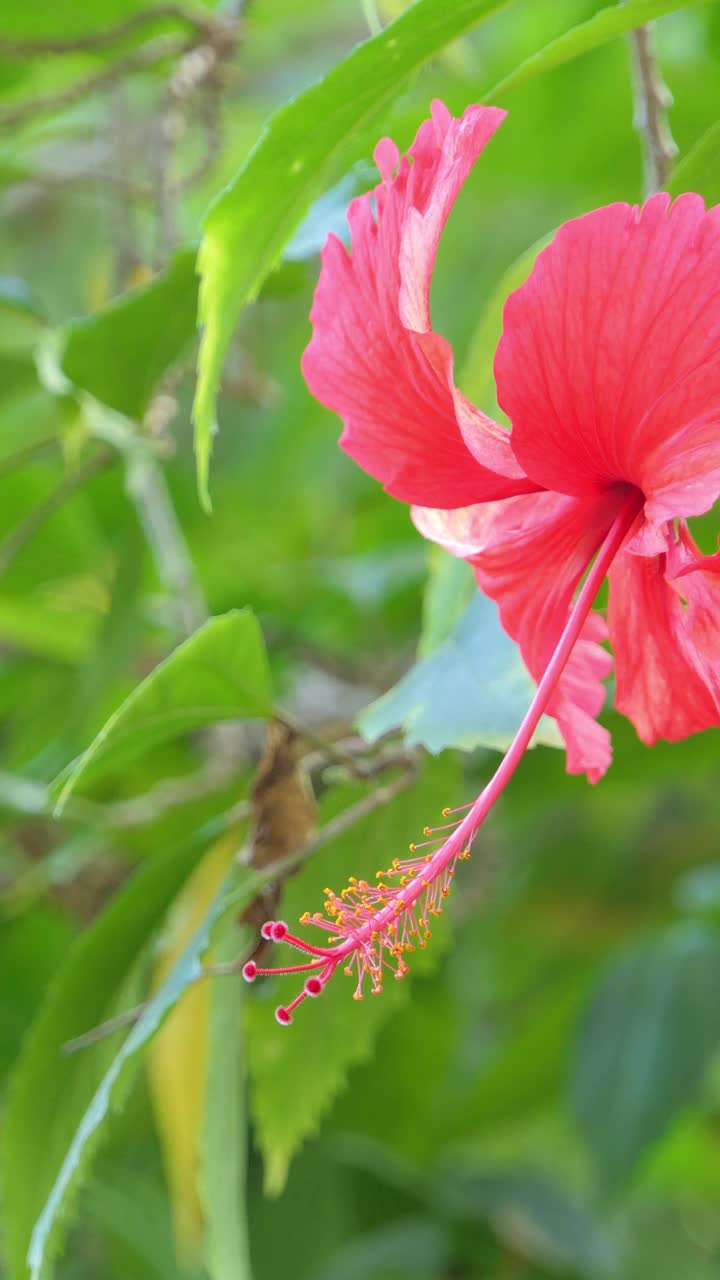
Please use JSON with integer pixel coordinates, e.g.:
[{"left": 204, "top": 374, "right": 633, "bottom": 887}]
[
  {"left": 0, "top": 448, "right": 115, "bottom": 578},
  {"left": 0, "top": 35, "right": 193, "bottom": 129},
  {"left": 0, "top": 6, "right": 217, "bottom": 57},
  {"left": 627, "top": 23, "right": 678, "bottom": 195}
]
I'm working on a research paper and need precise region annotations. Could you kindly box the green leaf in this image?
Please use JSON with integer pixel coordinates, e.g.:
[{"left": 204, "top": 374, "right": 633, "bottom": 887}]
[
  {"left": 61, "top": 247, "right": 198, "bottom": 423},
  {"left": 199, "top": 916, "right": 253, "bottom": 1280},
  {"left": 23, "top": 863, "right": 258, "bottom": 1280},
  {"left": 436, "top": 1166, "right": 614, "bottom": 1276},
  {"left": 485, "top": 0, "right": 709, "bottom": 101},
  {"left": 0, "top": 828, "right": 210, "bottom": 1280},
  {"left": 53, "top": 609, "right": 272, "bottom": 808},
  {"left": 667, "top": 118, "right": 720, "bottom": 205},
  {"left": 571, "top": 923, "right": 720, "bottom": 1186},
  {"left": 192, "top": 0, "right": 511, "bottom": 510},
  {"left": 248, "top": 754, "right": 458, "bottom": 1195},
  {"left": 358, "top": 594, "right": 562, "bottom": 755}
]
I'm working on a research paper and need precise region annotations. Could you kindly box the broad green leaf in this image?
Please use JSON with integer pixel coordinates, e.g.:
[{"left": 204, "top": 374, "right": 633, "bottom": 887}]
[
  {"left": 0, "top": 827, "right": 209, "bottom": 1280},
  {"left": 248, "top": 754, "right": 458, "bottom": 1195},
  {"left": 61, "top": 248, "right": 198, "bottom": 423},
  {"left": 667, "top": 118, "right": 720, "bottom": 205},
  {"left": 435, "top": 1166, "right": 614, "bottom": 1276},
  {"left": 53, "top": 609, "right": 272, "bottom": 808},
  {"left": 199, "top": 915, "right": 252, "bottom": 1280},
  {"left": 358, "top": 594, "right": 562, "bottom": 755},
  {"left": 193, "top": 0, "right": 511, "bottom": 509},
  {"left": 484, "top": 0, "right": 709, "bottom": 101},
  {"left": 571, "top": 923, "right": 720, "bottom": 1186},
  {"left": 24, "top": 862, "right": 258, "bottom": 1280}
]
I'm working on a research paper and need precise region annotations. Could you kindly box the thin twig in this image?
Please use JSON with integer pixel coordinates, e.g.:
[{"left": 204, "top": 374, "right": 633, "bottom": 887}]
[
  {"left": 64, "top": 755, "right": 419, "bottom": 1053},
  {"left": 0, "top": 449, "right": 115, "bottom": 578},
  {"left": 0, "top": 35, "right": 193, "bottom": 129},
  {"left": 0, "top": 6, "right": 216, "bottom": 57},
  {"left": 627, "top": 23, "right": 678, "bottom": 196}
]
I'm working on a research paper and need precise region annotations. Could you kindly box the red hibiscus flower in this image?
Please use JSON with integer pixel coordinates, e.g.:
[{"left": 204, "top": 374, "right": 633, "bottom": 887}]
[{"left": 245, "top": 101, "right": 720, "bottom": 1023}]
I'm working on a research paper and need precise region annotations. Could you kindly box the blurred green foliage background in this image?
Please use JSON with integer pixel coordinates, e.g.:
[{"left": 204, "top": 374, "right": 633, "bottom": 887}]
[{"left": 0, "top": 1, "right": 720, "bottom": 1278}]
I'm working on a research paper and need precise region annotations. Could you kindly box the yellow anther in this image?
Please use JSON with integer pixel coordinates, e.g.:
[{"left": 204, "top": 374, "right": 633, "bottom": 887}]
[
  {"left": 409, "top": 843, "right": 417, "bottom": 853},
  {"left": 442, "top": 807, "right": 452, "bottom": 817},
  {"left": 348, "top": 876, "right": 358, "bottom": 886},
  {"left": 323, "top": 887, "right": 333, "bottom": 896},
  {"left": 441, "top": 887, "right": 449, "bottom": 898},
  {"left": 392, "top": 858, "right": 400, "bottom": 869},
  {"left": 353, "top": 991, "right": 364, "bottom": 1001},
  {"left": 425, "top": 854, "right": 432, "bottom": 863},
  {"left": 344, "top": 966, "right": 353, "bottom": 977},
  {"left": 423, "top": 826, "right": 432, "bottom": 837},
  {"left": 300, "top": 911, "right": 311, "bottom": 925}
]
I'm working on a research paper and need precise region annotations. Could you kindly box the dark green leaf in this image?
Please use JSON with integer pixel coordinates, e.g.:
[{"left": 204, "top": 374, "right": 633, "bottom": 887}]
[
  {"left": 571, "top": 923, "right": 720, "bottom": 1185},
  {"left": 54, "top": 609, "right": 272, "bottom": 807},
  {"left": 192, "top": 0, "right": 511, "bottom": 509},
  {"left": 61, "top": 248, "right": 198, "bottom": 422},
  {"left": 358, "top": 594, "right": 562, "bottom": 755}
]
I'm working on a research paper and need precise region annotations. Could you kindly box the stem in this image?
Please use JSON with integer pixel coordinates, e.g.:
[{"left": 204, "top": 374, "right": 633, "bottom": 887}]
[
  {"left": 628, "top": 23, "right": 678, "bottom": 196},
  {"left": 340, "top": 488, "right": 644, "bottom": 954}
]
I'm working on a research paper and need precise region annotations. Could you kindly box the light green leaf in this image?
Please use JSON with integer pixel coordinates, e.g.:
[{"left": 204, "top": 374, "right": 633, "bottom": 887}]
[
  {"left": 359, "top": 594, "right": 562, "bottom": 755},
  {"left": 248, "top": 754, "right": 458, "bottom": 1195},
  {"left": 436, "top": 1166, "right": 615, "bottom": 1276},
  {"left": 199, "top": 916, "right": 253, "bottom": 1280},
  {"left": 667, "top": 118, "right": 720, "bottom": 205},
  {"left": 571, "top": 923, "right": 720, "bottom": 1186},
  {"left": 0, "top": 827, "right": 212, "bottom": 1280},
  {"left": 485, "top": 0, "right": 709, "bottom": 101},
  {"left": 24, "top": 864, "right": 258, "bottom": 1280},
  {"left": 61, "top": 248, "right": 198, "bottom": 423},
  {"left": 192, "top": 0, "right": 511, "bottom": 509},
  {"left": 53, "top": 609, "right": 272, "bottom": 808}
]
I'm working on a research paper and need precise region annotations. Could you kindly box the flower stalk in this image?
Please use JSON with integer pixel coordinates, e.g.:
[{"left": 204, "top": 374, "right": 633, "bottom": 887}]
[{"left": 244, "top": 488, "right": 644, "bottom": 1023}]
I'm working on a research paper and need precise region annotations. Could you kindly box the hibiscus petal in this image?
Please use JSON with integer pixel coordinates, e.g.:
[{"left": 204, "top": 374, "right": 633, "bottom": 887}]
[
  {"left": 413, "top": 490, "right": 620, "bottom": 780},
  {"left": 302, "top": 101, "right": 536, "bottom": 509},
  {"left": 609, "top": 536, "right": 720, "bottom": 745},
  {"left": 496, "top": 193, "right": 720, "bottom": 518}
]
